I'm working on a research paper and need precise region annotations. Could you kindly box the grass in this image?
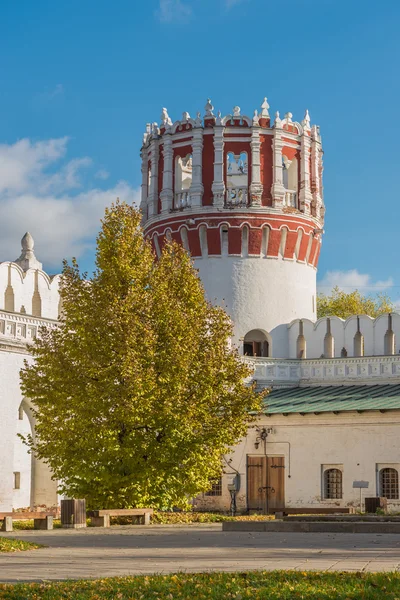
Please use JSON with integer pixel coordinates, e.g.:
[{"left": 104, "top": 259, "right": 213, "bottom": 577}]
[
  {"left": 0, "top": 537, "right": 43, "bottom": 553},
  {"left": 0, "top": 571, "right": 399, "bottom": 599}
]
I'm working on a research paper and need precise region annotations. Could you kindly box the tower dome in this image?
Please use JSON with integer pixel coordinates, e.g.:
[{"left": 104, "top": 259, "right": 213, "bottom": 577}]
[{"left": 140, "top": 98, "right": 325, "bottom": 357}]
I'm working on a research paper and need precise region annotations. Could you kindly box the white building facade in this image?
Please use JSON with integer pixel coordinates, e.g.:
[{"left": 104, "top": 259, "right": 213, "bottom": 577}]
[
  {"left": 140, "top": 97, "right": 400, "bottom": 514},
  {"left": 0, "top": 234, "right": 59, "bottom": 511},
  {"left": 1, "top": 96, "right": 400, "bottom": 513}
]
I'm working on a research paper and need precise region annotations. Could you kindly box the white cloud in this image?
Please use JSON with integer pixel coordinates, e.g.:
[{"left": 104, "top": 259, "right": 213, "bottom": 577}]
[
  {"left": 155, "top": 0, "right": 192, "bottom": 23},
  {"left": 0, "top": 137, "right": 139, "bottom": 270},
  {"left": 318, "top": 269, "right": 394, "bottom": 295},
  {"left": 95, "top": 169, "right": 110, "bottom": 180}
]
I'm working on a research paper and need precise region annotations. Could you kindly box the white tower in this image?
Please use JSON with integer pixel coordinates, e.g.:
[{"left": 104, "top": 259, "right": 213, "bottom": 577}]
[{"left": 140, "top": 99, "right": 325, "bottom": 357}]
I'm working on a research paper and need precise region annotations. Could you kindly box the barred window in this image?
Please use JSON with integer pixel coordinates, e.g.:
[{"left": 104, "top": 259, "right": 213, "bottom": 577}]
[
  {"left": 380, "top": 468, "right": 399, "bottom": 500},
  {"left": 324, "top": 468, "right": 342, "bottom": 499},
  {"left": 205, "top": 477, "right": 222, "bottom": 497}
]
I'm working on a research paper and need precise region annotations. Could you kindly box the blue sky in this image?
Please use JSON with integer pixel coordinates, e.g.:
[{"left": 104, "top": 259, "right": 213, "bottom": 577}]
[{"left": 1, "top": 0, "right": 400, "bottom": 299}]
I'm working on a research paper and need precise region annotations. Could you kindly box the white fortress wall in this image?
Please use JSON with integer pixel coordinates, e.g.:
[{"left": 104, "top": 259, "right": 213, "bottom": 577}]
[{"left": 288, "top": 313, "right": 400, "bottom": 359}]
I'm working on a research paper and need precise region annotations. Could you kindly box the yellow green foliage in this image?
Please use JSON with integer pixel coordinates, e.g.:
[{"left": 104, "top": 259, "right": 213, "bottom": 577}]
[
  {"left": 21, "top": 201, "right": 264, "bottom": 510},
  {"left": 317, "top": 286, "right": 394, "bottom": 319},
  {"left": 1, "top": 572, "right": 400, "bottom": 599},
  {"left": 0, "top": 537, "right": 42, "bottom": 552}
]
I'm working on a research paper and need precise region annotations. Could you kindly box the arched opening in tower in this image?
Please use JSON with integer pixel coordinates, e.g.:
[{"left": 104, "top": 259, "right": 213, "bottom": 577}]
[{"left": 243, "top": 329, "right": 271, "bottom": 357}]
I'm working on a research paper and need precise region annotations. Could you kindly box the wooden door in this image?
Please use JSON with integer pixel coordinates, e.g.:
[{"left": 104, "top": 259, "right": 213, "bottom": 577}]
[
  {"left": 247, "top": 456, "right": 267, "bottom": 513},
  {"left": 267, "top": 456, "right": 285, "bottom": 512},
  {"left": 247, "top": 455, "right": 285, "bottom": 514}
]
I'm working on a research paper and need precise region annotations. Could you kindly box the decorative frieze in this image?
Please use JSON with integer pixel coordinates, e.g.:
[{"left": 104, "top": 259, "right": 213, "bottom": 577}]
[
  {"left": 247, "top": 355, "right": 400, "bottom": 386},
  {"left": 0, "top": 311, "right": 57, "bottom": 351}
]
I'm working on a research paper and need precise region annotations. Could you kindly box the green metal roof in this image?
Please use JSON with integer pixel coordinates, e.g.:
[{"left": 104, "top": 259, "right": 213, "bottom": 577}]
[{"left": 262, "top": 384, "right": 400, "bottom": 414}]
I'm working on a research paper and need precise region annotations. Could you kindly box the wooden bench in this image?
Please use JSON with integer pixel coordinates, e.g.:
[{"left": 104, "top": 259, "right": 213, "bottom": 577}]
[
  {"left": 88, "top": 508, "right": 154, "bottom": 528},
  {"left": 0, "top": 511, "right": 57, "bottom": 532}
]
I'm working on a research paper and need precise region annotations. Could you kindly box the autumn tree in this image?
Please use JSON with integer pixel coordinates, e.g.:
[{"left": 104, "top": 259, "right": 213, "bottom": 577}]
[
  {"left": 317, "top": 286, "right": 394, "bottom": 319},
  {"left": 21, "top": 201, "right": 263, "bottom": 510}
]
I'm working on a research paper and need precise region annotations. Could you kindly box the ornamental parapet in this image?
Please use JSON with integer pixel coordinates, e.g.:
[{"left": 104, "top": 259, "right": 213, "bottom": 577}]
[
  {"left": 245, "top": 355, "right": 400, "bottom": 387},
  {"left": 140, "top": 97, "right": 325, "bottom": 244},
  {"left": 0, "top": 310, "right": 57, "bottom": 351}
]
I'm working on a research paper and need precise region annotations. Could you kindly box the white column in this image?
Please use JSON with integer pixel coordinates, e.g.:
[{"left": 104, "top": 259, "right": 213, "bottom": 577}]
[
  {"left": 311, "top": 125, "right": 323, "bottom": 221},
  {"left": 270, "top": 114, "right": 285, "bottom": 208},
  {"left": 211, "top": 124, "right": 225, "bottom": 207},
  {"left": 139, "top": 148, "right": 148, "bottom": 219},
  {"left": 160, "top": 133, "right": 173, "bottom": 213},
  {"left": 148, "top": 133, "right": 159, "bottom": 218},
  {"left": 299, "top": 132, "right": 312, "bottom": 215},
  {"left": 250, "top": 125, "right": 262, "bottom": 206},
  {"left": 190, "top": 125, "right": 204, "bottom": 208}
]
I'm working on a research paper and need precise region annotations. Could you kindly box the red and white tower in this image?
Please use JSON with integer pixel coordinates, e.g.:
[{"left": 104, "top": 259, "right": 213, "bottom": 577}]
[{"left": 140, "top": 98, "right": 325, "bottom": 357}]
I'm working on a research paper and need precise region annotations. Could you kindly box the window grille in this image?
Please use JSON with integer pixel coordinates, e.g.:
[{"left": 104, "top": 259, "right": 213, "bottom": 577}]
[
  {"left": 324, "top": 468, "right": 342, "bottom": 499},
  {"left": 205, "top": 477, "right": 222, "bottom": 497},
  {"left": 380, "top": 468, "right": 399, "bottom": 500}
]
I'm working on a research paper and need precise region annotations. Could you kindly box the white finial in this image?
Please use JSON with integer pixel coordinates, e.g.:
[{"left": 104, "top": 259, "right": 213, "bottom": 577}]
[
  {"left": 195, "top": 111, "right": 202, "bottom": 127},
  {"left": 160, "top": 108, "right": 172, "bottom": 126},
  {"left": 152, "top": 122, "right": 159, "bottom": 136},
  {"left": 274, "top": 111, "right": 282, "bottom": 128},
  {"left": 204, "top": 98, "right": 214, "bottom": 117},
  {"left": 284, "top": 112, "right": 293, "bottom": 123},
  {"left": 182, "top": 111, "right": 190, "bottom": 121},
  {"left": 233, "top": 106, "right": 241, "bottom": 117},
  {"left": 143, "top": 123, "right": 151, "bottom": 144},
  {"left": 302, "top": 109, "right": 311, "bottom": 129},
  {"left": 216, "top": 110, "right": 222, "bottom": 126},
  {"left": 253, "top": 109, "right": 259, "bottom": 125},
  {"left": 15, "top": 232, "right": 43, "bottom": 272},
  {"left": 261, "top": 97, "right": 270, "bottom": 117}
]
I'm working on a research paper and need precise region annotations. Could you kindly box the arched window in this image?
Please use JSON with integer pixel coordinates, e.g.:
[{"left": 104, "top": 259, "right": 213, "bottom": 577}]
[
  {"left": 324, "top": 469, "right": 342, "bottom": 499},
  {"left": 243, "top": 330, "right": 270, "bottom": 357},
  {"left": 282, "top": 155, "right": 298, "bottom": 208},
  {"left": 226, "top": 152, "right": 248, "bottom": 207},
  {"left": 174, "top": 154, "right": 192, "bottom": 209},
  {"left": 380, "top": 468, "right": 399, "bottom": 499}
]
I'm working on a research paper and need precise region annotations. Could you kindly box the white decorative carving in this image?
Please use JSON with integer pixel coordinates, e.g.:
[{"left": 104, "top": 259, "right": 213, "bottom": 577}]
[
  {"left": 233, "top": 106, "right": 241, "bottom": 117},
  {"left": 253, "top": 109, "right": 259, "bottom": 125},
  {"left": 284, "top": 112, "right": 293, "bottom": 124},
  {"left": 0, "top": 310, "right": 57, "bottom": 347},
  {"left": 194, "top": 111, "right": 202, "bottom": 128},
  {"left": 302, "top": 109, "right": 311, "bottom": 130},
  {"left": 261, "top": 97, "right": 270, "bottom": 117},
  {"left": 160, "top": 108, "right": 172, "bottom": 127},
  {"left": 204, "top": 98, "right": 214, "bottom": 117},
  {"left": 182, "top": 111, "right": 190, "bottom": 121},
  {"left": 245, "top": 355, "right": 400, "bottom": 386},
  {"left": 274, "top": 111, "right": 282, "bottom": 128}
]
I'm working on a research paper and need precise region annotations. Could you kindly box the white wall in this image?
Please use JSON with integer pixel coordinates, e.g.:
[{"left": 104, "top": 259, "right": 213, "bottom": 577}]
[
  {"left": 195, "top": 256, "right": 317, "bottom": 357},
  {"left": 288, "top": 313, "right": 400, "bottom": 359},
  {"left": 13, "top": 404, "right": 33, "bottom": 509},
  {"left": 0, "top": 262, "right": 60, "bottom": 320},
  {"left": 195, "top": 411, "right": 400, "bottom": 513},
  {"left": 0, "top": 340, "right": 58, "bottom": 511}
]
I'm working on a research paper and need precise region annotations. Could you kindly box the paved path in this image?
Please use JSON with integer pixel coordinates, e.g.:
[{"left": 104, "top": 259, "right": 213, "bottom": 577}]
[{"left": 2, "top": 524, "right": 400, "bottom": 582}]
